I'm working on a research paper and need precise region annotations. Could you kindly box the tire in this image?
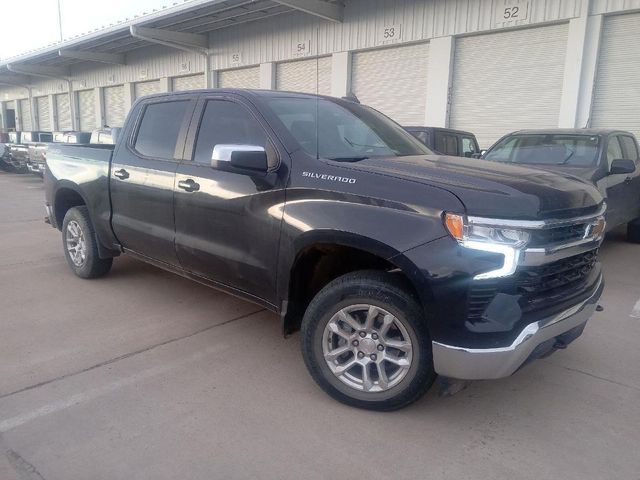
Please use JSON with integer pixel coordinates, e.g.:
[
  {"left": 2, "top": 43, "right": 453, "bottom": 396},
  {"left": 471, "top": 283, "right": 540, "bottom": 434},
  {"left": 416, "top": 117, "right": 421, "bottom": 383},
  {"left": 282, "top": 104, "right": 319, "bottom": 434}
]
[
  {"left": 301, "top": 270, "right": 436, "bottom": 411},
  {"left": 628, "top": 219, "right": 640, "bottom": 243},
  {"left": 62, "top": 206, "right": 113, "bottom": 279}
]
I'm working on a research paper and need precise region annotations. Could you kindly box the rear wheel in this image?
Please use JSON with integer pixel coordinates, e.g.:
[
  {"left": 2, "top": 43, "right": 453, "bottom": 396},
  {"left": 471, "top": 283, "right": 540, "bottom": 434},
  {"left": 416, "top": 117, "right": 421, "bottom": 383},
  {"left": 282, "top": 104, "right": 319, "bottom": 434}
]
[
  {"left": 62, "top": 206, "right": 113, "bottom": 279},
  {"left": 301, "top": 270, "right": 436, "bottom": 411},
  {"left": 628, "top": 219, "right": 640, "bottom": 243}
]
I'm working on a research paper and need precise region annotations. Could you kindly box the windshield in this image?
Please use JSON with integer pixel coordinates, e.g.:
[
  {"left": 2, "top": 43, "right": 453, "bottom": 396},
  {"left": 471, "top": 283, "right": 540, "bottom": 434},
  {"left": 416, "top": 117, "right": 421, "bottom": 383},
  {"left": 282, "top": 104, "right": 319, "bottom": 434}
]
[
  {"left": 484, "top": 134, "right": 600, "bottom": 166},
  {"left": 268, "top": 98, "right": 431, "bottom": 161}
]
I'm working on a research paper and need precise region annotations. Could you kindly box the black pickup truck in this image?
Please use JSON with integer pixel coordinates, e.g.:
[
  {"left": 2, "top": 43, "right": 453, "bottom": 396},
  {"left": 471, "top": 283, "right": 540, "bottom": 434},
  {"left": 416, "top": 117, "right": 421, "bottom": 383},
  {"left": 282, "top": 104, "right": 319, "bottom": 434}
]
[{"left": 45, "top": 90, "right": 606, "bottom": 410}]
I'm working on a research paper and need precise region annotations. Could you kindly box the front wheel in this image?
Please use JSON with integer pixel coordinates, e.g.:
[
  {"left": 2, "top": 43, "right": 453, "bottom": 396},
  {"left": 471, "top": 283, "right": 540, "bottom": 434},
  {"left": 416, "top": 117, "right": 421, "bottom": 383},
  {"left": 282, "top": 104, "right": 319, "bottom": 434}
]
[
  {"left": 62, "top": 206, "right": 113, "bottom": 279},
  {"left": 301, "top": 271, "right": 436, "bottom": 411}
]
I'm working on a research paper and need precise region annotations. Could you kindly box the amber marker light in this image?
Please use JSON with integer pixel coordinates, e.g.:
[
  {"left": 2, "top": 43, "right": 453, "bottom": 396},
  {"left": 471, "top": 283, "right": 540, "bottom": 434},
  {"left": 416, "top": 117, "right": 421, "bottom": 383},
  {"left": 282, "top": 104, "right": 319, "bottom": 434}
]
[{"left": 444, "top": 213, "right": 465, "bottom": 241}]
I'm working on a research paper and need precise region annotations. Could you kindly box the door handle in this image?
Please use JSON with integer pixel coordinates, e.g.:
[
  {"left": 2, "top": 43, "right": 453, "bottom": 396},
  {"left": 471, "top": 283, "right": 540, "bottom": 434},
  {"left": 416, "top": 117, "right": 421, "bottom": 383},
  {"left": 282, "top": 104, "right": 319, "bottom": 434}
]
[
  {"left": 114, "top": 168, "right": 129, "bottom": 180},
  {"left": 178, "top": 178, "right": 200, "bottom": 192},
  {"left": 624, "top": 176, "right": 633, "bottom": 184}
]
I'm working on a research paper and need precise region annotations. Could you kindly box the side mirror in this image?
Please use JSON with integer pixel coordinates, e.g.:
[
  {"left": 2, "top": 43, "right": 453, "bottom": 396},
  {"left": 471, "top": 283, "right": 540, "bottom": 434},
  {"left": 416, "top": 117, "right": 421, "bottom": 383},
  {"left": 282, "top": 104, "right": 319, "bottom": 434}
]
[
  {"left": 610, "top": 158, "right": 636, "bottom": 175},
  {"left": 212, "top": 144, "right": 268, "bottom": 172}
]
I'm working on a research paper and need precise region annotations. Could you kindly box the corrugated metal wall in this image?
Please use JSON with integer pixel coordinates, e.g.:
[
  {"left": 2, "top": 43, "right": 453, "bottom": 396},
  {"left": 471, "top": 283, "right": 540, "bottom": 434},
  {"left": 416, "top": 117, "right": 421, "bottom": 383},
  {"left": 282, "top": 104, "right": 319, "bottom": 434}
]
[
  {"left": 450, "top": 23, "right": 569, "bottom": 148},
  {"left": 36, "top": 96, "right": 50, "bottom": 131},
  {"left": 55, "top": 94, "right": 72, "bottom": 131},
  {"left": 172, "top": 74, "right": 205, "bottom": 91},
  {"left": 352, "top": 43, "right": 429, "bottom": 125},
  {"left": 134, "top": 80, "right": 161, "bottom": 99},
  {"left": 209, "top": 0, "right": 581, "bottom": 70},
  {"left": 276, "top": 57, "right": 332, "bottom": 95},
  {"left": 104, "top": 86, "right": 125, "bottom": 128},
  {"left": 218, "top": 67, "right": 260, "bottom": 89},
  {"left": 19, "top": 99, "right": 32, "bottom": 130},
  {"left": 591, "top": 13, "right": 640, "bottom": 138},
  {"left": 78, "top": 90, "right": 96, "bottom": 132},
  {"left": 590, "top": 0, "right": 640, "bottom": 14}
]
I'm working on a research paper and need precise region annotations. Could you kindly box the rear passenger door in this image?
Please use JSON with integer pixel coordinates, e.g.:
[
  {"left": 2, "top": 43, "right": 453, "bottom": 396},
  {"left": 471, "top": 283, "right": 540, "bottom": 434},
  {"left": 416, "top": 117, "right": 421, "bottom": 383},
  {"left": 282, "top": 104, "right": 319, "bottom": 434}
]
[
  {"left": 619, "top": 135, "right": 640, "bottom": 223},
  {"left": 110, "top": 97, "right": 195, "bottom": 265},
  {"left": 602, "top": 135, "right": 628, "bottom": 228},
  {"left": 173, "top": 96, "right": 288, "bottom": 305}
]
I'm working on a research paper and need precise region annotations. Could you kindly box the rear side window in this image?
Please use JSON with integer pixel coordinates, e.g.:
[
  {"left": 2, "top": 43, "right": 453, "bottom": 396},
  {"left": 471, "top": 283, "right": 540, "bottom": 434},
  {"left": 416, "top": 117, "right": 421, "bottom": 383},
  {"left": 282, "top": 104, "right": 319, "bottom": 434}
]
[
  {"left": 134, "top": 101, "right": 190, "bottom": 159},
  {"left": 461, "top": 136, "right": 477, "bottom": 157},
  {"left": 193, "top": 100, "right": 268, "bottom": 164},
  {"left": 435, "top": 132, "right": 458, "bottom": 155},
  {"left": 409, "top": 130, "right": 429, "bottom": 146},
  {"left": 620, "top": 136, "right": 639, "bottom": 162},
  {"left": 606, "top": 136, "right": 624, "bottom": 169}
]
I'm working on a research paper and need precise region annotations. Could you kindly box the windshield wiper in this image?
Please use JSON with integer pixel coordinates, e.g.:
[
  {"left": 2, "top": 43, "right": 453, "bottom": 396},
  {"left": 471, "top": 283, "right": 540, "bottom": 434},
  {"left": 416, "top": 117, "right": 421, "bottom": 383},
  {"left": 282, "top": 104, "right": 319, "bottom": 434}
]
[
  {"left": 343, "top": 137, "right": 386, "bottom": 150},
  {"left": 327, "top": 156, "right": 369, "bottom": 162},
  {"left": 558, "top": 148, "right": 576, "bottom": 165}
]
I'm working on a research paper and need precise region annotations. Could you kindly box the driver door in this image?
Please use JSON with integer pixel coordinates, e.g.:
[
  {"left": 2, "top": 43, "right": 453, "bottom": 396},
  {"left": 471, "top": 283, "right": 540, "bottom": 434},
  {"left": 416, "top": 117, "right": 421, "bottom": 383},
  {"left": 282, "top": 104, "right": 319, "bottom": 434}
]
[{"left": 173, "top": 96, "right": 287, "bottom": 305}]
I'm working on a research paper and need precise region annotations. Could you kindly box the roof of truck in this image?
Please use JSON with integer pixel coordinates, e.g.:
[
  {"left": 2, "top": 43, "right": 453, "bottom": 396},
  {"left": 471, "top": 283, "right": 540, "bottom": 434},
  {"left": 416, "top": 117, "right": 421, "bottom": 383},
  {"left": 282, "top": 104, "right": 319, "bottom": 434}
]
[{"left": 508, "top": 128, "right": 633, "bottom": 136}]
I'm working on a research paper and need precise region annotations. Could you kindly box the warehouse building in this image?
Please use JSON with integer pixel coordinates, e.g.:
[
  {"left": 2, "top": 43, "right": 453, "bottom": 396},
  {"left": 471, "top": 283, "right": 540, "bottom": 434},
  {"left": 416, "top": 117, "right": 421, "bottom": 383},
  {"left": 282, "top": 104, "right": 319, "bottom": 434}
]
[{"left": 1, "top": 0, "right": 639, "bottom": 148}]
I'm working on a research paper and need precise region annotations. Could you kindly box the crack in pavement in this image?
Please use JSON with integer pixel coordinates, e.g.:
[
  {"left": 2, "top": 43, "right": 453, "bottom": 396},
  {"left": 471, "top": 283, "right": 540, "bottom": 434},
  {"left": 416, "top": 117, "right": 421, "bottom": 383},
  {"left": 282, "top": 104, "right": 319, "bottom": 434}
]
[
  {"left": 0, "top": 308, "right": 265, "bottom": 401},
  {"left": 559, "top": 365, "right": 640, "bottom": 392},
  {"left": 1, "top": 434, "right": 46, "bottom": 480}
]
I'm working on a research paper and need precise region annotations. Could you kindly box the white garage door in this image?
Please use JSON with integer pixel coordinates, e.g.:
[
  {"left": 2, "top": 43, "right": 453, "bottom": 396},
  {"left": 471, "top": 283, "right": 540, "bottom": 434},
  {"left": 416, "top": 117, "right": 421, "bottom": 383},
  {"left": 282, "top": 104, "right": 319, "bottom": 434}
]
[
  {"left": 104, "top": 85, "right": 125, "bottom": 128},
  {"left": 19, "top": 99, "right": 33, "bottom": 131},
  {"left": 172, "top": 74, "right": 204, "bottom": 91},
  {"left": 135, "top": 80, "right": 161, "bottom": 99},
  {"left": 591, "top": 14, "right": 640, "bottom": 138},
  {"left": 78, "top": 90, "right": 96, "bottom": 132},
  {"left": 55, "top": 93, "right": 72, "bottom": 131},
  {"left": 276, "top": 57, "right": 332, "bottom": 95},
  {"left": 450, "top": 23, "right": 568, "bottom": 149},
  {"left": 218, "top": 67, "right": 260, "bottom": 89},
  {"left": 351, "top": 43, "right": 429, "bottom": 125},
  {"left": 36, "top": 96, "right": 50, "bottom": 131}
]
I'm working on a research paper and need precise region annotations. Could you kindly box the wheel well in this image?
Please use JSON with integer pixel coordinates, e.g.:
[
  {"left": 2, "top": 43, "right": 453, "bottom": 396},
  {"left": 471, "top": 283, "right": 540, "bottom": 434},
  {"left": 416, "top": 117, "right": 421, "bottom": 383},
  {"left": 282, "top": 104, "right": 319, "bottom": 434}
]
[
  {"left": 54, "top": 188, "right": 85, "bottom": 230},
  {"left": 284, "top": 244, "right": 418, "bottom": 334}
]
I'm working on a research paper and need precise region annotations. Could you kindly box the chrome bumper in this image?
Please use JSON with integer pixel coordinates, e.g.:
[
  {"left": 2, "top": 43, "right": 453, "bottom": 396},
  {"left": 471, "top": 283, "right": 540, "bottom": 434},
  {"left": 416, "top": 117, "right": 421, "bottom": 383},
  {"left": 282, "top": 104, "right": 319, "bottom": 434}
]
[{"left": 432, "top": 276, "right": 604, "bottom": 380}]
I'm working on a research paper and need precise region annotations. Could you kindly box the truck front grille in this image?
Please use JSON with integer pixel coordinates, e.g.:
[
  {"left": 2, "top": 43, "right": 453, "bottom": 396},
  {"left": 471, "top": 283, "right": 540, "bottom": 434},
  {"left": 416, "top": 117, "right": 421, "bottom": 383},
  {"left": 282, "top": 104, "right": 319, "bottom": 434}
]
[
  {"left": 467, "top": 249, "right": 598, "bottom": 320},
  {"left": 528, "top": 223, "right": 589, "bottom": 247}
]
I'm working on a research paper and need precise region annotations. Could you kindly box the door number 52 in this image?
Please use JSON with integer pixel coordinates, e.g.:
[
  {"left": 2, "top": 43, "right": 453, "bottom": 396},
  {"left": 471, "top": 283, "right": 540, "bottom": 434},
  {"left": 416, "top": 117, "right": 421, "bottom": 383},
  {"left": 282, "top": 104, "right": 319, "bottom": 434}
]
[{"left": 502, "top": 6, "right": 520, "bottom": 20}]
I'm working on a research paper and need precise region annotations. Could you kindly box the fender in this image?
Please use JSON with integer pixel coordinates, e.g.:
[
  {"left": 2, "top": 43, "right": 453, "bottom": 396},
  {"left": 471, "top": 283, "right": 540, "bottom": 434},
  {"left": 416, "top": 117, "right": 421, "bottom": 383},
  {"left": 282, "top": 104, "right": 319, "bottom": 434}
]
[{"left": 51, "top": 180, "right": 120, "bottom": 259}]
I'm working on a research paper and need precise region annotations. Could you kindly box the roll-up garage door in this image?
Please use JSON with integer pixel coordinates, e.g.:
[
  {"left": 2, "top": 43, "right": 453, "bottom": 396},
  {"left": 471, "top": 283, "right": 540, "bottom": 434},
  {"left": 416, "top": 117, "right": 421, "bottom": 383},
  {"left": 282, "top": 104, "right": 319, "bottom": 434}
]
[
  {"left": 36, "top": 96, "right": 50, "bottom": 131},
  {"left": 19, "top": 99, "right": 33, "bottom": 131},
  {"left": 276, "top": 57, "right": 332, "bottom": 95},
  {"left": 55, "top": 93, "right": 72, "bottom": 131},
  {"left": 78, "top": 90, "right": 96, "bottom": 132},
  {"left": 352, "top": 43, "right": 429, "bottom": 125},
  {"left": 450, "top": 23, "right": 568, "bottom": 149},
  {"left": 172, "top": 74, "right": 204, "bottom": 91},
  {"left": 218, "top": 67, "right": 260, "bottom": 89},
  {"left": 104, "top": 85, "right": 125, "bottom": 128},
  {"left": 135, "top": 80, "right": 161, "bottom": 99},
  {"left": 591, "top": 14, "right": 640, "bottom": 138}
]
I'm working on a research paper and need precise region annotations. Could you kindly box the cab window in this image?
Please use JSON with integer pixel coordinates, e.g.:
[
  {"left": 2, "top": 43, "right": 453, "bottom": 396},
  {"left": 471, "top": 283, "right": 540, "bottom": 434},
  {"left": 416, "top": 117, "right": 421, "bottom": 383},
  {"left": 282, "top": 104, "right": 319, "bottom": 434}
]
[
  {"left": 606, "top": 136, "right": 624, "bottom": 170},
  {"left": 435, "top": 132, "right": 458, "bottom": 156},
  {"left": 134, "top": 100, "right": 190, "bottom": 159},
  {"left": 461, "top": 136, "right": 477, "bottom": 157},
  {"left": 193, "top": 100, "right": 269, "bottom": 165},
  {"left": 620, "top": 136, "right": 639, "bottom": 162}
]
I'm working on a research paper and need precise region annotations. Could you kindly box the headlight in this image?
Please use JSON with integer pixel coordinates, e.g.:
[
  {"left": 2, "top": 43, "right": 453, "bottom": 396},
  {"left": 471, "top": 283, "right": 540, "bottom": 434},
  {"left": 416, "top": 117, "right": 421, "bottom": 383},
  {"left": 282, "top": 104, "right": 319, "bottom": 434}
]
[{"left": 444, "top": 213, "right": 529, "bottom": 280}]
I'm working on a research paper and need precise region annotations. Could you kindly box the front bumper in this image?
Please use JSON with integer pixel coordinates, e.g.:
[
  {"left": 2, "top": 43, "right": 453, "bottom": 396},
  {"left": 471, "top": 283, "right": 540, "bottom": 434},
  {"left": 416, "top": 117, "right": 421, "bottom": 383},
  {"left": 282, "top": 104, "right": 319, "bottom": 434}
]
[{"left": 432, "top": 274, "right": 604, "bottom": 380}]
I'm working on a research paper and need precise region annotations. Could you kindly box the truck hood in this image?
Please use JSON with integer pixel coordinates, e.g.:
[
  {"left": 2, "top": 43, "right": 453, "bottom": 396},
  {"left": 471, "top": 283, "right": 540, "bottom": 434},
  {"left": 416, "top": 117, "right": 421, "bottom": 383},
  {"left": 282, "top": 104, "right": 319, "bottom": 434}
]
[{"left": 340, "top": 155, "right": 603, "bottom": 220}]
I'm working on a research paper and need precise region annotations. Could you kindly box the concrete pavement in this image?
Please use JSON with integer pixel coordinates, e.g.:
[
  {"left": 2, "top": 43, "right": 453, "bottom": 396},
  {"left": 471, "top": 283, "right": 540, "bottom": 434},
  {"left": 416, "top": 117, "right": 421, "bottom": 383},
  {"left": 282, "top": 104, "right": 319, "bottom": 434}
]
[{"left": 1, "top": 170, "right": 639, "bottom": 480}]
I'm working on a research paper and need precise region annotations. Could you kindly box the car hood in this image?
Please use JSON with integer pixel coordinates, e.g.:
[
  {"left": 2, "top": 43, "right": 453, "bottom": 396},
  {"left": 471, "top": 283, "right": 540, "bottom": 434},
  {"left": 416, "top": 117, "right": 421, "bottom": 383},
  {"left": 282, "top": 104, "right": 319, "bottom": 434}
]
[
  {"left": 340, "top": 155, "right": 603, "bottom": 220},
  {"left": 509, "top": 163, "right": 601, "bottom": 183}
]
